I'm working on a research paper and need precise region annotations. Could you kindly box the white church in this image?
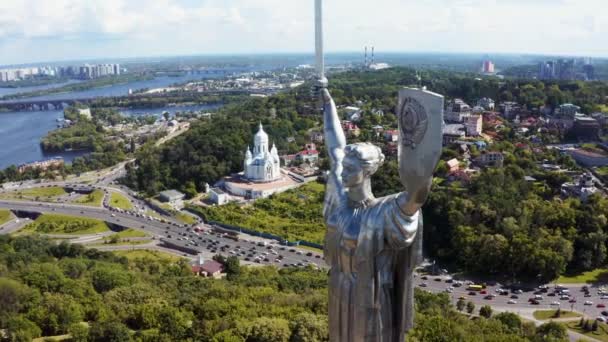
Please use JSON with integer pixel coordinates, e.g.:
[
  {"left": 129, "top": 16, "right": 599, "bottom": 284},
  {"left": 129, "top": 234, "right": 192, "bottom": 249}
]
[
  {"left": 223, "top": 123, "right": 299, "bottom": 200},
  {"left": 244, "top": 123, "right": 281, "bottom": 183}
]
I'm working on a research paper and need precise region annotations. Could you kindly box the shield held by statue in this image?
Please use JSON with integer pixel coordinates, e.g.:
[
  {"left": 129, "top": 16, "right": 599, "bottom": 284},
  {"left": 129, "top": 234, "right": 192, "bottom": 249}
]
[{"left": 396, "top": 87, "right": 444, "bottom": 195}]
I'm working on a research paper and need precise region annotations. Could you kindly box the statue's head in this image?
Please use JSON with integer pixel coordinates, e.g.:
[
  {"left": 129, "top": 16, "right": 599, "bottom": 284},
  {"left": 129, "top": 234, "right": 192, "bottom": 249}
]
[{"left": 341, "top": 143, "right": 385, "bottom": 188}]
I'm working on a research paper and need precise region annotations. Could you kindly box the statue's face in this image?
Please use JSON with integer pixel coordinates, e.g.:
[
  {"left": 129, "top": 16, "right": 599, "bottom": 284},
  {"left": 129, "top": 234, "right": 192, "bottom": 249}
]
[{"left": 341, "top": 156, "right": 366, "bottom": 188}]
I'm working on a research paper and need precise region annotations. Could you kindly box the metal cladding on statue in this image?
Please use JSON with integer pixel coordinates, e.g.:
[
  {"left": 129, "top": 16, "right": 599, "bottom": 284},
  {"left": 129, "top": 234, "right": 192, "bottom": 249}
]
[{"left": 397, "top": 87, "right": 444, "bottom": 193}]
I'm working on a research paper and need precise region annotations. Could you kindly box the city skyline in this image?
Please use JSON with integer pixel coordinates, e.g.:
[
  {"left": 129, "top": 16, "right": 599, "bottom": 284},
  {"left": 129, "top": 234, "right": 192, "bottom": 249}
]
[{"left": 0, "top": 0, "right": 607, "bottom": 66}]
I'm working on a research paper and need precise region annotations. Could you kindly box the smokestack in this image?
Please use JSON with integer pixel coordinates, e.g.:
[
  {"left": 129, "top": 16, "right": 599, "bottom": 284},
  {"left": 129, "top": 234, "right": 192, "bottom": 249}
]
[
  {"left": 364, "top": 46, "right": 368, "bottom": 67},
  {"left": 371, "top": 46, "right": 375, "bottom": 65}
]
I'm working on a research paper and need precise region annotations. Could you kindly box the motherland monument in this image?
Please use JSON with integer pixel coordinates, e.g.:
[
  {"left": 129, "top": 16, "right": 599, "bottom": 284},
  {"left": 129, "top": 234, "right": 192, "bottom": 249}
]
[{"left": 314, "top": 1, "right": 444, "bottom": 341}]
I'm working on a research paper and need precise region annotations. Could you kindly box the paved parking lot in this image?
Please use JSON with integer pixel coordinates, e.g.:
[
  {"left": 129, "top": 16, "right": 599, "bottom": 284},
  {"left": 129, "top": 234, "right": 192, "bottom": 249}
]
[{"left": 415, "top": 274, "right": 608, "bottom": 321}]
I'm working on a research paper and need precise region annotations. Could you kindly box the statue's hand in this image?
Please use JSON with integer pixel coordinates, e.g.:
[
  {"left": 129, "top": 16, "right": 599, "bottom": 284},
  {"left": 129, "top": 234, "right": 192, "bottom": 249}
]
[{"left": 397, "top": 177, "right": 432, "bottom": 216}]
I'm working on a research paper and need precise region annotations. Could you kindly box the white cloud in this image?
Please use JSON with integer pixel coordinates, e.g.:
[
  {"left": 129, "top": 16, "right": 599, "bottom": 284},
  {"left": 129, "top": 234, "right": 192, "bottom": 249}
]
[{"left": 0, "top": 0, "right": 606, "bottom": 65}]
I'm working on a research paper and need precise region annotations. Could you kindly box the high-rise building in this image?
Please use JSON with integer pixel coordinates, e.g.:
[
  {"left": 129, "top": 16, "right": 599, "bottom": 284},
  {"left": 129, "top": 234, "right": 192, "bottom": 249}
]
[
  {"left": 482, "top": 60, "right": 495, "bottom": 74},
  {"left": 583, "top": 64, "right": 595, "bottom": 80}
]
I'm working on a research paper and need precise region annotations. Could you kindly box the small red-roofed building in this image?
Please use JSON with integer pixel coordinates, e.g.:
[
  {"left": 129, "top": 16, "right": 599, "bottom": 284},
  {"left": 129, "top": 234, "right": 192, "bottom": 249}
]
[
  {"left": 191, "top": 256, "right": 224, "bottom": 278},
  {"left": 341, "top": 121, "right": 360, "bottom": 137}
]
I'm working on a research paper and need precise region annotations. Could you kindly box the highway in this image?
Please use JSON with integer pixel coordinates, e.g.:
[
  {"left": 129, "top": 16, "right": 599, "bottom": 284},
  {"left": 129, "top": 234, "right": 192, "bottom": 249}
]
[{"left": 0, "top": 199, "right": 325, "bottom": 269}]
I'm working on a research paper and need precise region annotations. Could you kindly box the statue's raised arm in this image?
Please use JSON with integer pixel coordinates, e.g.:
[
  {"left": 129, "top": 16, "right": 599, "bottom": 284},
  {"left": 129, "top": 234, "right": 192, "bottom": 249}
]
[{"left": 321, "top": 87, "right": 346, "bottom": 213}]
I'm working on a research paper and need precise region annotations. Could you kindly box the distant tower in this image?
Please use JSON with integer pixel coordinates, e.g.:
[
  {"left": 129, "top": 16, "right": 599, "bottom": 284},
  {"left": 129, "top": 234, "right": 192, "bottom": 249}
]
[
  {"left": 371, "top": 46, "right": 375, "bottom": 65},
  {"left": 364, "top": 46, "right": 368, "bottom": 67}
]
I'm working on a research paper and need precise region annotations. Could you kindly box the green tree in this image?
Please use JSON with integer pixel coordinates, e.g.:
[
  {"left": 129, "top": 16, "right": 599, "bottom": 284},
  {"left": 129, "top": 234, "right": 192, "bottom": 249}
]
[
  {"left": 0, "top": 278, "right": 36, "bottom": 324},
  {"left": 583, "top": 319, "right": 591, "bottom": 332},
  {"left": 225, "top": 256, "right": 241, "bottom": 280},
  {"left": 479, "top": 305, "right": 492, "bottom": 318},
  {"left": 289, "top": 313, "right": 329, "bottom": 342},
  {"left": 535, "top": 321, "right": 568, "bottom": 341},
  {"left": 494, "top": 312, "right": 522, "bottom": 334},
  {"left": 4, "top": 315, "right": 41, "bottom": 342},
  {"left": 157, "top": 306, "right": 192, "bottom": 340},
  {"left": 213, "top": 330, "right": 245, "bottom": 342},
  {"left": 456, "top": 298, "right": 465, "bottom": 312},
  {"left": 466, "top": 301, "right": 475, "bottom": 315},
  {"left": 88, "top": 321, "right": 131, "bottom": 342},
  {"left": 554, "top": 307, "right": 561, "bottom": 318},
  {"left": 91, "top": 266, "right": 132, "bottom": 293},
  {"left": 592, "top": 319, "right": 599, "bottom": 332},
  {"left": 248, "top": 317, "right": 291, "bottom": 342},
  {"left": 59, "top": 259, "right": 88, "bottom": 279},
  {"left": 27, "top": 292, "right": 84, "bottom": 335},
  {"left": 68, "top": 323, "right": 89, "bottom": 342}
]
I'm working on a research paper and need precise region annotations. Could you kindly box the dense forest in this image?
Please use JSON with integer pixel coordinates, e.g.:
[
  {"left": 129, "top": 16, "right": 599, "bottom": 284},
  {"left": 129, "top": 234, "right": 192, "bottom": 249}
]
[{"left": 0, "top": 235, "right": 568, "bottom": 341}]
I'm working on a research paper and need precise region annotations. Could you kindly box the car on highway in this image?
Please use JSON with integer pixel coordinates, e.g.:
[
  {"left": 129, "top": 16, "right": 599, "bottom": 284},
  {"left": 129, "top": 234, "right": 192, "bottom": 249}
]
[
  {"left": 598, "top": 317, "right": 607, "bottom": 323},
  {"left": 510, "top": 295, "right": 519, "bottom": 299},
  {"left": 585, "top": 293, "right": 592, "bottom": 297},
  {"left": 569, "top": 298, "right": 577, "bottom": 303},
  {"left": 530, "top": 300, "right": 540, "bottom": 305},
  {"left": 419, "top": 283, "right": 427, "bottom": 287},
  {"left": 585, "top": 301, "right": 594, "bottom": 305},
  {"left": 598, "top": 303, "right": 606, "bottom": 308},
  {"left": 550, "top": 301, "right": 560, "bottom": 306},
  {"left": 508, "top": 300, "right": 517, "bottom": 304},
  {"left": 484, "top": 295, "right": 493, "bottom": 300},
  {"left": 468, "top": 291, "right": 477, "bottom": 296},
  {"left": 601, "top": 295, "right": 608, "bottom": 300},
  {"left": 602, "top": 311, "right": 608, "bottom": 316}
]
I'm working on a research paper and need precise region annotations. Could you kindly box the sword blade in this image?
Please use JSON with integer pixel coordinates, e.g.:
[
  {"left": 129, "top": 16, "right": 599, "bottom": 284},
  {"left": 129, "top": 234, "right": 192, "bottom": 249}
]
[{"left": 315, "top": 0, "right": 324, "bottom": 80}]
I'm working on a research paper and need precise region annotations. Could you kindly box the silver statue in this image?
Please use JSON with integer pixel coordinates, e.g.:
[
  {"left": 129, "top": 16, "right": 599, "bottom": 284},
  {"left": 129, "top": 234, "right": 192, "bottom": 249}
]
[
  {"left": 314, "top": 3, "right": 443, "bottom": 341},
  {"left": 322, "top": 85, "right": 443, "bottom": 342}
]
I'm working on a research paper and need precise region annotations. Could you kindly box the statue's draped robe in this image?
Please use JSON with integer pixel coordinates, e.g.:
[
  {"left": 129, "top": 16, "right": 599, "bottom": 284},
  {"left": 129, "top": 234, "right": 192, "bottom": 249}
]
[{"left": 324, "top": 190, "right": 422, "bottom": 342}]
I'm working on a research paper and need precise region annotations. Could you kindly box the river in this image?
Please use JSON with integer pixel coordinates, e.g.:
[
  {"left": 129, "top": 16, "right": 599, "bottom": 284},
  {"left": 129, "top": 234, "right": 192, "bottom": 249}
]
[
  {"left": 0, "top": 67, "right": 255, "bottom": 103},
  {"left": 0, "top": 69, "right": 244, "bottom": 169},
  {"left": 0, "top": 62, "right": 305, "bottom": 170},
  {"left": 0, "top": 102, "right": 219, "bottom": 170}
]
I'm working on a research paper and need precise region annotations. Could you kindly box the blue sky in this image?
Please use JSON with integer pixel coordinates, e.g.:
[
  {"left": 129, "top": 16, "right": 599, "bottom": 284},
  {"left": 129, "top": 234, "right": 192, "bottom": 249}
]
[{"left": 0, "top": 0, "right": 606, "bottom": 66}]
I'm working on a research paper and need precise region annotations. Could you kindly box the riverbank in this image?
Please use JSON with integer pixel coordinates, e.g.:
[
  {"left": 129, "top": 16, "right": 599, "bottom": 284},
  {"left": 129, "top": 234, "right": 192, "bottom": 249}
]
[
  {"left": 0, "top": 73, "right": 154, "bottom": 100},
  {"left": 0, "top": 77, "right": 73, "bottom": 88}
]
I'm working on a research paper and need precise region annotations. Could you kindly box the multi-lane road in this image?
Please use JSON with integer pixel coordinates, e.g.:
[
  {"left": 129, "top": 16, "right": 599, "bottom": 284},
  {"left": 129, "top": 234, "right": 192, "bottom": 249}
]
[{"left": 0, "top": 197, "right": 325, "bottom": 269}]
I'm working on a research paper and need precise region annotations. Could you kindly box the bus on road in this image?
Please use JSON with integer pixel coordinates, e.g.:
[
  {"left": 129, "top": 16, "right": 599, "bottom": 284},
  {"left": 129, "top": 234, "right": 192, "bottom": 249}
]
[{"left": 467, "top": 284, "right": 484, "bottom": 291}]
